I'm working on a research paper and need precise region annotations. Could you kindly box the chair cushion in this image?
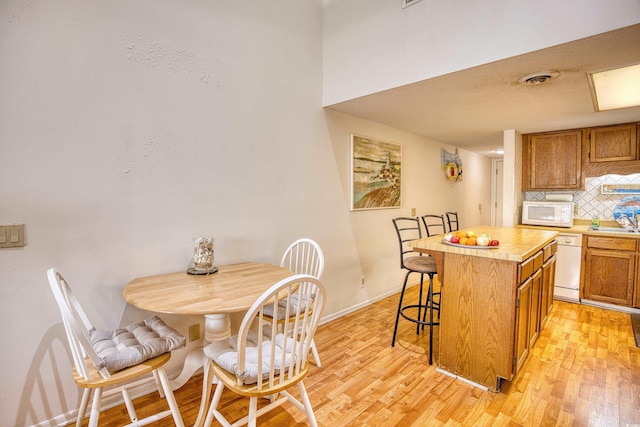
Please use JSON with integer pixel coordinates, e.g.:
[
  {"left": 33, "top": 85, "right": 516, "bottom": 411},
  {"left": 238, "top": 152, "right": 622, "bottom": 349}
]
[
  {"left": 90, "top": 315, "right": 186, "bottom": 373},
  {"left": 261, "top": 293, "right": 310, "bottom": 319},
  {"left": 204, "top": 329, "right": 296, "bottom": 385},
  {"left": 404, "top": 255, "right": 437, "bottom": 273}
]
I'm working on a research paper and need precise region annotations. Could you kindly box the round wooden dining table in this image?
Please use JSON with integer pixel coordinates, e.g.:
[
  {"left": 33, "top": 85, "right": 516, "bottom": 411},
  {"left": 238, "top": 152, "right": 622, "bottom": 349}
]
[{"left": 123, "top": 262, "right": 293, "bottom": 427}]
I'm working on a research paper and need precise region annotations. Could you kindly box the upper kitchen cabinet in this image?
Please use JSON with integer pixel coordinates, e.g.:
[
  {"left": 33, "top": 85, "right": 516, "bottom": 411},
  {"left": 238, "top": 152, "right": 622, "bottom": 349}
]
[
  {"left": 522, "top": 129, "right": 586, "bottom": 191},
  {"left": 585, "top": 122, "right": 640, "bottom": 177}
]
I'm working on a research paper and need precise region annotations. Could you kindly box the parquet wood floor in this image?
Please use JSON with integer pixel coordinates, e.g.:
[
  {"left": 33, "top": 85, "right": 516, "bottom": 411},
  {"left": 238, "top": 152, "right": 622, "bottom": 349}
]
[{"left": 93, "top": 283, "right": 640, "bottom": 426}]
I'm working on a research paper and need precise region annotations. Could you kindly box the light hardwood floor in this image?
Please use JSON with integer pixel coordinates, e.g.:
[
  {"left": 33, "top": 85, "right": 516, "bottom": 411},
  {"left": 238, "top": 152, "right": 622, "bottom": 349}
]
[{"left": 94, "top": 283, "right": 640, "bottom": 426}]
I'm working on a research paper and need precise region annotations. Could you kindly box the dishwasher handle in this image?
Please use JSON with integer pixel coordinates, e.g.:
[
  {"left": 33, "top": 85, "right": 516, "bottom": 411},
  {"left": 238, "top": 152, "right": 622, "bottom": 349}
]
[{"left": 557, "top": 233, "right": 582, "bottom": 247}]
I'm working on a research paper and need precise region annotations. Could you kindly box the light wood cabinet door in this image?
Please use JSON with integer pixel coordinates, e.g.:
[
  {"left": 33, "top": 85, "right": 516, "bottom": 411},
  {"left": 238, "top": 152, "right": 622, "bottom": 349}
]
[
  {"left": 528, "top": 269, "right": 542, "bottom": 349},
  {"left": 523, "top": 130, "right": 584, "bottom": 190},
  {"left": 583, "top": 249, "right": 635, "bottom": 306},
  {"left": 635, "top": 254, "right": 640, "bottom": 309},
  {"left": 540, "top": 255, "right": 556, "bottom": 329},
  {"left": 514, "top": 277, "right": 532, "bottom": 374},
  {"left": 589, "top": 123, "right": 638, "bottom": 162}
]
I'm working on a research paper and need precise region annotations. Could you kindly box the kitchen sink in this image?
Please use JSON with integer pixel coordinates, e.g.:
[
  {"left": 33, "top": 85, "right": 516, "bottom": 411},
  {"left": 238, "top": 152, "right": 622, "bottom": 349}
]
[{"left": 589, "top": 226, "right": 639, "bottom": 234}]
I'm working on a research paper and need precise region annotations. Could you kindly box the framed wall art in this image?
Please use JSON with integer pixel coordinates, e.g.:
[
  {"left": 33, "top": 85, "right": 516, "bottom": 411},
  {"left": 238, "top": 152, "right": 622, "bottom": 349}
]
[{"left": 351, "top": 134, "right": 402, "bottom": 211}]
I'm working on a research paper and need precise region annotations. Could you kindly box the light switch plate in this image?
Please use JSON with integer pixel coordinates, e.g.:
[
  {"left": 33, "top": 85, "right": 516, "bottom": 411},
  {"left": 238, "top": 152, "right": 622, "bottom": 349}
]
[{"left": 0, "top": 225, "right": 25, "bottom": 248}]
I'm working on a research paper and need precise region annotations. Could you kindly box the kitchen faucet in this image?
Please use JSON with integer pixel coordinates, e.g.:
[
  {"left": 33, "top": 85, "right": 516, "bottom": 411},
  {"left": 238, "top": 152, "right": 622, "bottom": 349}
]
[{"left": 619, "top": 213, "right": 639, "bottom": 232}]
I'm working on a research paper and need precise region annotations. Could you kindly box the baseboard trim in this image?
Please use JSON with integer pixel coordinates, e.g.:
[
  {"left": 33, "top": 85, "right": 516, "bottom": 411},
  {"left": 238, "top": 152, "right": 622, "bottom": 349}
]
[
  {"left": 580, "top": 299, "right": 640, "bottom": 315},
  {"left": 319, "top": 282, "right": 417, "bottom": 325}
]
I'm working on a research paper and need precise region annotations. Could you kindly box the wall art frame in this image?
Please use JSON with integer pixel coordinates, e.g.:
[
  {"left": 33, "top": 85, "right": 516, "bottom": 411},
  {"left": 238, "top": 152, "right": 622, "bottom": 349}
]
[{"left": 350, "top": 134, "right": 402, "bottom": 211}]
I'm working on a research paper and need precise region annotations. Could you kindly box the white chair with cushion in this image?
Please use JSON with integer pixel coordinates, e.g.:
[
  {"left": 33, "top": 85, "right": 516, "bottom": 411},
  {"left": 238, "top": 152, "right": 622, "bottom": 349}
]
[
  {"left": 202, "top": 274, "right": 326, "bottom": 427},
  {"left": 47, "top": 268, "right": 186, "bottom": 427},
  {"left": 265, "top": 238, "right": 324, "bottom": 367}
]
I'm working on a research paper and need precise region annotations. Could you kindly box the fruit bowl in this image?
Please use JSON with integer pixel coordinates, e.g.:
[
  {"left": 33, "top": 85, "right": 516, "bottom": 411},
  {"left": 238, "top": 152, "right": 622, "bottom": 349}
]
[{"left": 443, "top": 232, "right": 499, "bottom": 248}]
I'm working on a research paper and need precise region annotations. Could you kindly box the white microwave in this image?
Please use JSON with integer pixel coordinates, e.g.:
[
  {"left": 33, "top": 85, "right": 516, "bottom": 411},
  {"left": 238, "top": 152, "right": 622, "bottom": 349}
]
[{"left": 522, "top": 201, "right": 574, "bottom": 228}]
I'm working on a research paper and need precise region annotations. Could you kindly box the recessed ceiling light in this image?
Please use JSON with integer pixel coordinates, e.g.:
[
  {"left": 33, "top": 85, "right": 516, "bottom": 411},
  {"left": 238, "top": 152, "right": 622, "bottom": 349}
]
[
  {"left": 590, "top": 64, "right": 640, "bottom": 111},
  {"left": 517, "top": 71, "right": 560, "bottom": 86},
  {"left": 494, "top": 149, "right": 505, "bottom": 155}
]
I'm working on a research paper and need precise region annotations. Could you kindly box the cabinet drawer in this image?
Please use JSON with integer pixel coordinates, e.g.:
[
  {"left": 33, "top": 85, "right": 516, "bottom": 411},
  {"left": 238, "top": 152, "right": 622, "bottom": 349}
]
[
  {"left": 543, "top": 240, "right": 558, "bottom": 261},
  {"left": 586, "top": 236, "right": 637, "bottom": 251},
  {"left": 519, "top": 251, "right": 543, "bottom": 283},
  {"left": 532, "top": 250, "right": 543, "bottom": 271},
  {"left": 519, "top": 257, "right": 533, "bottom": 284}
]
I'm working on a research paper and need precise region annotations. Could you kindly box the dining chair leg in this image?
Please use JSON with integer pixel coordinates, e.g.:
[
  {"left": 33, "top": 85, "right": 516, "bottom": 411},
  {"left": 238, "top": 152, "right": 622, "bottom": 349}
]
[
  {"left": 88, "top": 388, "right": 102, "bottom": 427},
  {"left": 392, "top": 271, "right": 411, "bottom": 346},
  {"left": 248, "top": 396, "right": 258, "bottom": 427},
  {"left": 76, "top": 388, "right": 90, "bottom": 426},
  {"left": 310, "top": 339, "right": 322, "bottom": 367},
  {"left": 203, "top": 381, "right": 225, "bottom": 427},
  {"left": 297, "top": 381, "right": 319, "bottom": 427},
  {"left": 152, "top": 369, "right": 165, "bottom": 398},
  {"left": 122, "top": 388, "right": 138, "bottom": 422},
  {"left": 157, "top": 367, "right": 185, "bottom": 427}
]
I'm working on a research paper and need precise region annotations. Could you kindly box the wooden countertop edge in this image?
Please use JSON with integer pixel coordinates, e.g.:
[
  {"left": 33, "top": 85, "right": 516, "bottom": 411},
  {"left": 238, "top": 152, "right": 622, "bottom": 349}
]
[
  {"left": 517, "top": 220, "right": 640, "bottom": 239},
  {"left": 409, "top": 226, "right": 558, "bottom": 263}
]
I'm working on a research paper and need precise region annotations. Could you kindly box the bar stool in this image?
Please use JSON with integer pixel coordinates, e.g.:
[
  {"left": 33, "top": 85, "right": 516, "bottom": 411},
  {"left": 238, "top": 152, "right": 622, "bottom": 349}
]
[
  {"left": 421, "top": 214, "right": 447, "bottom": 237},
  {"left": 446, "top": 211, "right": 459, "bottom": 232},
  {"left": 391, "top": 217, "right": 440, "bottom": 364}
]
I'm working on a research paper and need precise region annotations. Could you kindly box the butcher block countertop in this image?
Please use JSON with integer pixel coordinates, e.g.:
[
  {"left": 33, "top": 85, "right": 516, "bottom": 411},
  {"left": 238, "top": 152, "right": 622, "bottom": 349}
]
[
  {"left": 517, "top": 219, "right": 640, "bottom": 239},
  {"left": 409, "top": 225, "right": 558, "bottom": 262}
]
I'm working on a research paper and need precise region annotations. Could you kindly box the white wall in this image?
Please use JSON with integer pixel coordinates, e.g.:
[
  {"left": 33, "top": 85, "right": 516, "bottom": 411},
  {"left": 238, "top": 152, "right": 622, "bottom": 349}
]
[
  {"left": 322, "top": 0, "right": 640, "bottom": 105},
  {"left": 324, "top": 109, "right": 492, "bottom": 304},
  {"left": 0, "top": 2, "right": 366, "bottom": 426}
]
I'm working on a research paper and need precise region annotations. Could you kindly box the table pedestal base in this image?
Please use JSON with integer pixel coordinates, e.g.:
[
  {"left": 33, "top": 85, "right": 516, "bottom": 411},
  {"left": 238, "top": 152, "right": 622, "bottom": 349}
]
[
  {"left": 204, "top": 313, "right": 231, "bottom": 342},
  {"left": 193, "top": 313, "right": 232, "bottom": 427}
]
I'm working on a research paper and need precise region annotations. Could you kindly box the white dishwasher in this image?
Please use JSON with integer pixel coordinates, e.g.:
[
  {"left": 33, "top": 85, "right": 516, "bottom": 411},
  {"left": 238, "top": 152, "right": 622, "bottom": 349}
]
[{"left": 554, "top": 233, "right": 582, "bottom": 302}]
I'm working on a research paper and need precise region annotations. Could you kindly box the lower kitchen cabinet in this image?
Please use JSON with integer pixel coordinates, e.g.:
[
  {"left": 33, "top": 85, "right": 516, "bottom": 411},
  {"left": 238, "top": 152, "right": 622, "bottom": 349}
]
[
  {"left": 528, "top": 269, "right": 542, "bottom": 349},
  {"left": 515, "top": 276, "right": 532, "bottom": 373},
  {"left": 540, "top": 254, "right": 556, "bottom": 328},
  {"left": 514, "top": 243, "right": 556, "bottom": 376},
  {"left": 636, "top": 258, "right": 640, "bottom": 308},
  {"left": 582, "top": 236, "right": 637, "bottom": 307}
]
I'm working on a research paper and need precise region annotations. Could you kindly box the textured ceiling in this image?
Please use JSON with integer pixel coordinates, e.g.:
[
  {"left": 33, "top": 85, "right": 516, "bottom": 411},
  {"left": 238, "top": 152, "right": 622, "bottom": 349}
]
[{"left": 325, "top": 24, "right": 640, "bottom": 158}]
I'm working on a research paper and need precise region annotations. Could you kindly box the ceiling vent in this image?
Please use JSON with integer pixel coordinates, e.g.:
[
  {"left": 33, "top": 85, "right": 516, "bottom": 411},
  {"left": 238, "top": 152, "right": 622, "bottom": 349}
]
[
  {"left": 402, "top": 0, "right": 423, "bottom": 8},
  {"left": 517, "top": 71, "right": 560, "bottom": 86}
]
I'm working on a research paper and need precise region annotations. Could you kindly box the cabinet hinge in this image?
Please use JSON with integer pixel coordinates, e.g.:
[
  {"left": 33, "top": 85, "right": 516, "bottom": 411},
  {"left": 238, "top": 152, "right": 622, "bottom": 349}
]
[
  {"left": 512, "top": 356, "right": 517, "bottom": 368},
  {"left": 515, "top": 298, "right": 520, "bottom": 309}
]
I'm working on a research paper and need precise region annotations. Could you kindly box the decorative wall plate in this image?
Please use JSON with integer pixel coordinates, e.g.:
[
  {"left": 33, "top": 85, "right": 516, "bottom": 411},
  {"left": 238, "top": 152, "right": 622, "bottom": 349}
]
[
  {"left": 445, "top": 162, "right": 459, "bottom": 181},
  {"left": 612, "top": 196, "right": 640, "bottom": 222}
]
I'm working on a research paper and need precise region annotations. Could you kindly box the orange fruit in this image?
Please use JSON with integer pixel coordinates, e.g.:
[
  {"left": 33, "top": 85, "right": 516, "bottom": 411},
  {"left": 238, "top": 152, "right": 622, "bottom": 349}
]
[
  {"left": 459, "top": 237, "right": 468, "bottom": 245},
  {"left": 467, "top": 237, "right": 477, "bottom": 246},
  {"left": 456, "top": 231, "right": 466, "bottom": 239}
]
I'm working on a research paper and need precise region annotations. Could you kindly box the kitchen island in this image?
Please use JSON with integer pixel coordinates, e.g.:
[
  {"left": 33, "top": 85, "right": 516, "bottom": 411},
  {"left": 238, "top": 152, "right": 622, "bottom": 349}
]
[{"left": 409, "top": 226, "right": 558, "bottom": 392}]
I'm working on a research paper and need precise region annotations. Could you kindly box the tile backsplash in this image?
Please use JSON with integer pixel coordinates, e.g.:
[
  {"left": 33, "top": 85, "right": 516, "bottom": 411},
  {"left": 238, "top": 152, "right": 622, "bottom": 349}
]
[{"left": 524, "top": 173, "right": 640, "bottom": 220}]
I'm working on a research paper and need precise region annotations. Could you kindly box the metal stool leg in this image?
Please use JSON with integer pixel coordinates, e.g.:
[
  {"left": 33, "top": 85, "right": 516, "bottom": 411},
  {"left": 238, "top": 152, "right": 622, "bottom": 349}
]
[
  {"left": 428, "top": 276, "right": 435, "bottom": 365},
  {"left": 392, "top": 271, "right": 411, "bottom": 347}
]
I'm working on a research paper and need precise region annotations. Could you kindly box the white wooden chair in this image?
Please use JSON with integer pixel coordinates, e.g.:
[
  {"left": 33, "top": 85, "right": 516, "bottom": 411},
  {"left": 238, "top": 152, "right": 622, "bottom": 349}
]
[
  {"left": 47, "top": 268, "right": 186, "bottom": 427},
  {"left": 273, "top": 238, "right": 324, "bottom": 367},
  {"left": 202, "top": 274, "right": 326, "bottom": 427}
]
